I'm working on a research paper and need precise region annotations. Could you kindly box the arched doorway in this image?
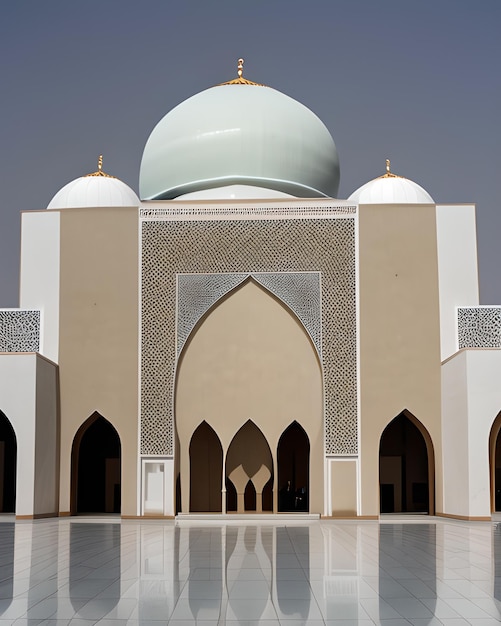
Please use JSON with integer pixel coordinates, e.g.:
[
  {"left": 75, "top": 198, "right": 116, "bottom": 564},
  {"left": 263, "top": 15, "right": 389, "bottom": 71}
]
[
  {"left": 226, "top": 420, "right": 273, "bottom": 513},
  {"left": 379, "top": 410, "right": 434, "bottom": 514},
  {"left": 489, "top": 412, "right": 501, "bottom": 511},
  {"left": 189, "top": 421, "right": 223, "bottom": 512},
  {"left": 0, "top": 411, "right": 16, "bottom": 513},
  {"left": 71, "top": 413, "right": 121, "bottom": 515},
  {"left": 278, "top": 421, "right": 310, "bottom": 512}
]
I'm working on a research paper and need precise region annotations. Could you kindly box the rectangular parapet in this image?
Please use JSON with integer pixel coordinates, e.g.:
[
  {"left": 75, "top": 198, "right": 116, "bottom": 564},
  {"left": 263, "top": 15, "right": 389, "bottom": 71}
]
[
  {"left": 0, "top": 309, "right": 41, "bottom": 352},
  {"left": 457, "top": 306, "right": 501, "bottom": 349}
]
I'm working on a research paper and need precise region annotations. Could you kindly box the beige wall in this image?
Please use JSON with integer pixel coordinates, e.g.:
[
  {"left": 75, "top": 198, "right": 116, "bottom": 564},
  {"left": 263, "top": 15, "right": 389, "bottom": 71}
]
[
  {"left": 58, "top": 207, "right": 139, "bottom": 515},
  {"left": 358, "top": 204, "right": 442, "bottom": 516},
  {"left": 175, "top": 279, "right": 323, "bottom": 513}
]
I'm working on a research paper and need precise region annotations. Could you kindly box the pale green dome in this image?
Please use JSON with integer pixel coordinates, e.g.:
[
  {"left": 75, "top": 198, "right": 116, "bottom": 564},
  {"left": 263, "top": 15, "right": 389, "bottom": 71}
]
[{"left": 139, "top": 64, "right": 340, "bottom": 200}]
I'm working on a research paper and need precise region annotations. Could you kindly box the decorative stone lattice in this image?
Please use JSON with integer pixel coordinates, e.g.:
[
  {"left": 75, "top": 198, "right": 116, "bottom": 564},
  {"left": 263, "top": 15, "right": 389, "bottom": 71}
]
[
  {"left": 458, "top": 307, "right": 501, "bottom": 348},
  {"left": 177, "top": 272, "right": 321, "bottom": 358},
  {"left": 0, "top": 310, "right": 40, "bottom": 352},
  {"left": 141, "top": 216, "right": 357, "bottom": 456},
  {"left": 140, "top": 204, "right": 356, "bottom": 219}
]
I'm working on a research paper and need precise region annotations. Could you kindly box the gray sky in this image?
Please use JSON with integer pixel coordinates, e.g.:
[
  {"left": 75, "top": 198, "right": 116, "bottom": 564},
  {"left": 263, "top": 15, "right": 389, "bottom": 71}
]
[{"left": 0, "top": 1, "right": 499, "bottom": 306}]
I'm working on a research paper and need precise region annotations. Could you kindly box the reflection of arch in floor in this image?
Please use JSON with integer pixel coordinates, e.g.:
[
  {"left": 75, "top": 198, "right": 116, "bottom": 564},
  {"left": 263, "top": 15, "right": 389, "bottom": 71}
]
[
  {"left": 0, "top": 410, "right": 16, "bottom": 513},
  {"left": 379, "top": 409, "right": 435, "bottom": 514},
  {"left": 189, "top": 421, "right": 222, "bottom": 512},
  {"left": 71, "top": 412, "right": 121, "bottom": 515},
  {"left": 226, "top": 420, "right": 273, "bottom": 513},
  {"left": 489, "top": 411, "right": 501, "bottom": 512},
  {"left": 278, "top": 421, "right": 310, "bottom": 512}
]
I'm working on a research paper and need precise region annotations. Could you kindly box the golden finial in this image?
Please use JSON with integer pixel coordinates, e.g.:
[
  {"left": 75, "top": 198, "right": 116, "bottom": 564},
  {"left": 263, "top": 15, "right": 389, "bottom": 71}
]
[
  {"left": 380, "top": 158, "right": 401, "bottom": 179},
  {"left": 218, "top": 58, "right": 266, "bottom": 87},
  {"left": 85, "top": 154, "right": 116, "bottom": 178}
]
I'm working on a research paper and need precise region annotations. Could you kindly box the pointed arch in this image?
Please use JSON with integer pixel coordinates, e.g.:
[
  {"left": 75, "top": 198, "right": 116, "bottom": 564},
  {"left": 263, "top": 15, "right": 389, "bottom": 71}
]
[
  {"left": 189, "top": 421, "right": 223, "bottom": 512},
  {"left": 379, "top": 409, "right": 435, "bottom": 514},
  {"left": 71, "top": 412, "right": 121, "bottom": 515},
  {"left": 278, "top": 421, "right": 310, "bottom": 512},
  {"left": 226, "top": 420, "right": 273, "bottom": 513},
  {"left": 489, "top": 411, "right": 501, "bottom": 512},
  {"left": 0, "top": 411, "right": 17, "bottom": 513},
  {"left": 175, "top": 277, "right": 323, "bottom": 513},
  {"left": 177, "top": 273, "right": 322, "bottom": 360}
]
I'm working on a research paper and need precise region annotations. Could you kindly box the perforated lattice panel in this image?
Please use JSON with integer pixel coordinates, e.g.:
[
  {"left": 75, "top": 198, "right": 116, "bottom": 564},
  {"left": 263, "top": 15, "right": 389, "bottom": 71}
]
[
  {"left": 0, "top": 310, "right": 40, "bottom": 352},
  {"left": 458, "top": 307, "right": 501, "bottom": 348},
  {"left": 141, "top": 217, "right": 357, "bottom": 456},
  {"left": 177, "top": 272, "right": 321, "bottom": 357}
]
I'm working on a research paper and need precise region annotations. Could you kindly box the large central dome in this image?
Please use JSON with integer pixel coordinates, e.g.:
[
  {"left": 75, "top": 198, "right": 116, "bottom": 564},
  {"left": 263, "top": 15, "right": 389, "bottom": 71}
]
[{"left": 139, "top": 62, "right": 340, "bottom": 200}]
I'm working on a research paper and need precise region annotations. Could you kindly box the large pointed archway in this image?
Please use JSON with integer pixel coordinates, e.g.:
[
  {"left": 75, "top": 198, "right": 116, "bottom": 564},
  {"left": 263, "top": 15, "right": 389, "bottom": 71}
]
[
  {"left": 278, "top": 421, "right": 310, "bottom": 512},
  {"left": 226, "top": 420, "right": 273, "bottom": 513},
  {"left": 0, "top": 411, "right": 16, "bottom": 513},
  {"left": 71, "top": 412, "right": 121, "bottom": 515},
  {"left": 379, "top": 410, "right": 435, "bottom": 514},
  {"left": 489, "top": 411, "right": 501, "bottom": 512},
  {"left": 189, "top": 421, "right": 223, "bottom": 512}
]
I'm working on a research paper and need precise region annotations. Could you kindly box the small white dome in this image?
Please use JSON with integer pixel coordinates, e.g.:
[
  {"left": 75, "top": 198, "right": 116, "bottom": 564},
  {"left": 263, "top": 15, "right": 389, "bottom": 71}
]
[
  {"left": 47, "top": 158, "right": 139, "bottom": 209},
  {"left": 140, "top": 61, "right": 340, "bottom": 200},
  {"left": 348, "top": 160, "right": 434, "bottom": 204}
]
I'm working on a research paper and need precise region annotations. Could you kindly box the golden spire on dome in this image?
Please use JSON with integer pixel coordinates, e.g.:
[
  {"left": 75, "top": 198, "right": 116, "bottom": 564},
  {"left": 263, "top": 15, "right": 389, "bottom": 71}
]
[
  {"left": 85, "top": 155, "right": 117, "bottom": 178},
  {"left": 380, "top": 158, "right": 402, "bottom": 179},
  {"left": 218, "top": 58, "right": 266, "bottom": 86}
]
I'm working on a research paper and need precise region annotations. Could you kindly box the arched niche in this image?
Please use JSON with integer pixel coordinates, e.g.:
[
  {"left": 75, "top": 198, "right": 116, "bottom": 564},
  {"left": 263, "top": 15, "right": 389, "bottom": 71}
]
[
  {"left": 0, "top": 410, "right": 16, "bottom": 513},
  {"left": 71, "top": 412, "right": 121, "bottom": 515},
  {"left": 379, "top": 409, "right": 435, "bottom": 514},
  {"left": 278, "top": 421, "right": 310, "bottom": 512},
  {"left": 489, "top": 411, "right": 501, "bottom": 512},
  {"left": 189, "top": 421, "right": 223, "bottom": 512},
  {"left": 226, "top": 420, "right": 273, "bottom": 513},
  {"left": 175, "top": 278, "right": 323, "bottom": 514}
]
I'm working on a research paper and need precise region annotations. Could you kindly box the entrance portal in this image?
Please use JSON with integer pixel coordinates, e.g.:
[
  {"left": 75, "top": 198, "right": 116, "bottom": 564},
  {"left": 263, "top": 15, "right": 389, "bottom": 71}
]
[
  {"left": 0, "top": 411, "right": 16, "bottom": 513},
  {"left": 278, "top": 421, "right": 310, "bottom": 512},
  {"left": 379, "top": 411, "right": 434, "bottom": 514},
  {"left": 71, "top": 413, "right": 121, "bottom": 514},
  {"left": 489, "top": 412, "right": 501, "bottom": 511},
  {"left": 189, "top": 421, "right": 222, "bottom": 512}
]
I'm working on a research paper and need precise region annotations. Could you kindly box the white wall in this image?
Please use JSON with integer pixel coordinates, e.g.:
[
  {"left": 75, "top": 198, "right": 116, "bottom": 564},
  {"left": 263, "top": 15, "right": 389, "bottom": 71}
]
[
  {"left": 442, "top": 349, "right": 501, "bottom": 518},
  {"left": 0, "top": 353, "right": 59, "bottom": 517},
  {"left": 441, "top": 351, "right": 470, "bottom": 516},
  {"left": 0, "top": 354, "right": 37, "bottom": 516},
  {"left": 20, "top": 211, "right": 60, "bottom": 363},
  {"left": 436, "top": 205, "right": 478, "bottom": 361}
]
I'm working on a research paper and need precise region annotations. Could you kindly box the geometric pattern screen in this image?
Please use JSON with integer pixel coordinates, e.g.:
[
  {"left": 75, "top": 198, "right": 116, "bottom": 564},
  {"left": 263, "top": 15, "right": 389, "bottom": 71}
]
[
  {"left": 457, "top": 306, "right": 501, "bottom": 348},
  {"left": 141, "top": 214, "right": 357, "bottom": 456},
  {"left": 177, "top": 272, "right": 322, "bottom": 358},
  {"left": 0, "top": 309, "right": 40, "bottom": 352}
]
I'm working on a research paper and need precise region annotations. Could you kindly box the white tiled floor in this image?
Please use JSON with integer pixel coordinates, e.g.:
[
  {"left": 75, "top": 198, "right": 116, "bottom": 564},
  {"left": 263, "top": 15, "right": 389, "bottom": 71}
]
[{"left": 0, "top": 516, "right": 501, "bottom": 624}]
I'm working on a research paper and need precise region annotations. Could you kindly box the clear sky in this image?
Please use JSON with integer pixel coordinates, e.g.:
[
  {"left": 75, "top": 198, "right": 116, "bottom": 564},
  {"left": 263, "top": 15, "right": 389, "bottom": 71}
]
[{"left": 0, "top": 1, "right": 499, "bottom": 306}]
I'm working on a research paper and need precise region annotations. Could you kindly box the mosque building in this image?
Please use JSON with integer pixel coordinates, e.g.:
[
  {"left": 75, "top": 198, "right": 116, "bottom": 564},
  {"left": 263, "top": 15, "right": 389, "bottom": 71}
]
[{"left": 1, "top": 59, "right": 500, "bottom": 520}]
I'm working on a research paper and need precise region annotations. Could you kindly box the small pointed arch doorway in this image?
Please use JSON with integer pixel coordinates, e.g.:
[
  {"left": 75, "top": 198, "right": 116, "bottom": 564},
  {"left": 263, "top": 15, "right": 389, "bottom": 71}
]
[
  {"left": 379, "top": 410, "right": 435, "bottom": 514},
  {"left": 189, "top": 421, "right": 223, "bottom": 512},
  {"left": 226, "top": 420, "right": 273, "bottom": 513},
  {"left": 71, "top": 412, "right": 121, "bottom": 515},
  {"left": 278, "top": 421, "right": 310, "bottom": 512},
  {"left": 0, "top": 411, "right": 17, "bottom": 513},
  {"left": 489, "top": 411, "right": 501, "bottom": 512}
]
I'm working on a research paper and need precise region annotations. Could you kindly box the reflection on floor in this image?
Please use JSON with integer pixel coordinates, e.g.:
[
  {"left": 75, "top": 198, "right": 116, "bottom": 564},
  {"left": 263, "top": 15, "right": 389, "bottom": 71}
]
[{"left": 0, "top": 516, "right": 501, "bottom": 624}]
